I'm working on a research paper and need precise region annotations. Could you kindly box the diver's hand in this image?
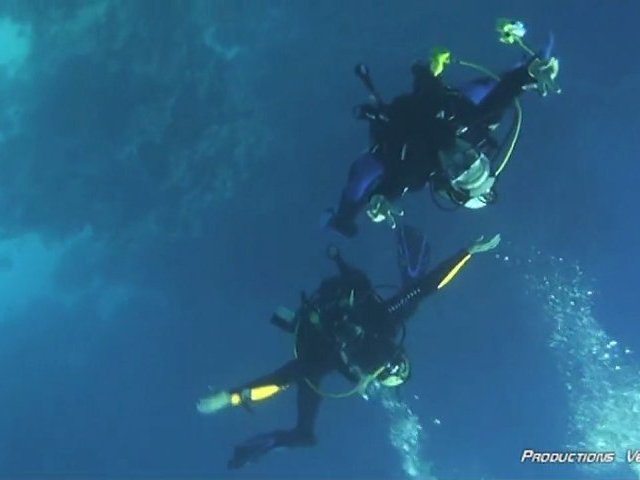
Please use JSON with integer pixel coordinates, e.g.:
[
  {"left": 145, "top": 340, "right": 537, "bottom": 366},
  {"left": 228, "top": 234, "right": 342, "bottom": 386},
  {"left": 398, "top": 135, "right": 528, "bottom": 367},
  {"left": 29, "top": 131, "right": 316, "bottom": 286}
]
[
  {"left": 366, "top": 194, "right": 404, "bottom": 229},
  {"left": 468, "top": 234, "right": 501, "bottom": 254},
  {"left": 526, "top": 57, "right": 561, "bottom": 96}
]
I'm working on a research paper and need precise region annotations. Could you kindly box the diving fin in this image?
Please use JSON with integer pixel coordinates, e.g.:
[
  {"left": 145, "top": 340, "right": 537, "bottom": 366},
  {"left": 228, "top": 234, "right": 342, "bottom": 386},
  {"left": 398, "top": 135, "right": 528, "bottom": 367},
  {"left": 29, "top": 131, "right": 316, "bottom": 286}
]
[
  {"left": 396, "top": 224, "right": 430, "bottom": 285},
  {"left": 227, "top": 429, "right": 315, "bottom": 469},
  {"left": 228, "top": 431, "right": 282, "bottom": 469}
]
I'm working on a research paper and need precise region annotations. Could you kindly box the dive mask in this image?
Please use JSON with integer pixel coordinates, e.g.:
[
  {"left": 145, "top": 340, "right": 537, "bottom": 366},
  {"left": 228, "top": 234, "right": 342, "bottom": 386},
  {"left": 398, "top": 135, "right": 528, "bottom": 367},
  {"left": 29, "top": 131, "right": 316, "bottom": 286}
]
[{"left": 439, "top": 139, "right": 496, "bottom": 209}]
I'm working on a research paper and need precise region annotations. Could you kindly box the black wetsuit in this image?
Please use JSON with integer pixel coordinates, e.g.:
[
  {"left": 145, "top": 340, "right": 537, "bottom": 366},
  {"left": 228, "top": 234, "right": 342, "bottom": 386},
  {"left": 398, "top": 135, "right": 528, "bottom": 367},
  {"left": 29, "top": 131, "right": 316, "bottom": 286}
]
[
  {"left": 328, "top": 61, "right": 536, "bottom": 237},
  {"left": 227, "top": 243, "right": 471, "bottom": 469}
]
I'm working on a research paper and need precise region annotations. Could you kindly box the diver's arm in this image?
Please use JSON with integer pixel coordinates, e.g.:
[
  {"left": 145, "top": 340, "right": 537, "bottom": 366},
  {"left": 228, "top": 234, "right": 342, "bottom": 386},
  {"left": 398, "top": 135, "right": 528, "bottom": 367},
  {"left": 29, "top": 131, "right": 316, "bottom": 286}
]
[
  {"left": 384, "top": 249, "right": 471, "bottom": 320},
  {"left": 385, "top": 234, "right": 500, "bottom": 321},
  {"left": 473, "top": 65, "right": 533, "bottom": 121},
  {"left": 227, "top": 371, "right": 323, "bottom": 469},
  {"left": 473, "top": 53, "right": 560, "bottom": 123}
]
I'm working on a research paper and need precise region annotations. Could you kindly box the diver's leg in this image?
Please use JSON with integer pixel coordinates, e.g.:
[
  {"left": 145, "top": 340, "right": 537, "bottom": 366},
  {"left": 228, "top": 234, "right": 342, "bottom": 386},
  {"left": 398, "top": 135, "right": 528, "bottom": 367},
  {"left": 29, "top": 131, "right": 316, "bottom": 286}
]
[
  {"left": 227, "top": 373, "right": 326, "bottom": 469},
  {"left": 233, "top": 360, "right": 300, "bottom": 392},
  {"left": 293, "top": 373, "right": 323, "bottom": 441},
  {"left": 197, "top": 360, "right": 300, "bottom": 414},
  {"left": 326, "top": 152, "right": 385, "bottom": 237}
]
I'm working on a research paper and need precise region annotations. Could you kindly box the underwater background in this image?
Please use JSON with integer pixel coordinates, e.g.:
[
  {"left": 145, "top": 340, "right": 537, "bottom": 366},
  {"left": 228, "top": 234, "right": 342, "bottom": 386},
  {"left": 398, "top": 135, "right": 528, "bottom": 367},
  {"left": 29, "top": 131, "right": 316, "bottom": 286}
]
[{"left": 0, "top": 1, "right": 639, "bottom": 479}]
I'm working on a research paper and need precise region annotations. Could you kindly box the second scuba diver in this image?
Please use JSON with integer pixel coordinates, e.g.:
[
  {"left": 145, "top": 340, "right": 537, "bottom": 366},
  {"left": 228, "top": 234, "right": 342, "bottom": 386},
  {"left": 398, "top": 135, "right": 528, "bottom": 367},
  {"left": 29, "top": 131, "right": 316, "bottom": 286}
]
[
  {"left": 197, "top": 225, "right": 501, "bottom": 469},
  {"left": 326, "top": 19, "right": 561, "bottom": 237}
]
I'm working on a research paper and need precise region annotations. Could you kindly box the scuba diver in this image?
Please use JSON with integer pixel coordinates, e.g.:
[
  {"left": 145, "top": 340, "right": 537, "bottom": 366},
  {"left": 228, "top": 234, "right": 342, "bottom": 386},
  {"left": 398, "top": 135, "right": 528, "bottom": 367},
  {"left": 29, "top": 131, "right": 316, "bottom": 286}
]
[
  {"left": 325, "top": 19, "right": 561, "bottom": 237},
  {"left": 196, "top": 225, "right": 501, "bottom": 469}
]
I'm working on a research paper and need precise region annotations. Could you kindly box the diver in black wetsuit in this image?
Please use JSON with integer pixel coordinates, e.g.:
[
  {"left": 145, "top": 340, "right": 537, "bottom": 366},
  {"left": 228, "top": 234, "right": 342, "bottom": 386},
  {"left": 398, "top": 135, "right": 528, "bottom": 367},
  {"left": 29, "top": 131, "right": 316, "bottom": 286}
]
[
  {"left": 326, "top": 19, "right": 561, "bottom": 237},
  {"left": 196, "top": 225, "right": 501, "bottom": 469}
]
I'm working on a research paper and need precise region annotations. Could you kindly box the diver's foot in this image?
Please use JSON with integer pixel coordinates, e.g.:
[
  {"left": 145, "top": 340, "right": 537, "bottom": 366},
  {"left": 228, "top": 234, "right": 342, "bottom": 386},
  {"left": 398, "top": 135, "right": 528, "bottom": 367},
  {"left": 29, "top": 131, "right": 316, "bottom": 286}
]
[{"left": 197, "top": 391, "right": 233, "bottom": 414}]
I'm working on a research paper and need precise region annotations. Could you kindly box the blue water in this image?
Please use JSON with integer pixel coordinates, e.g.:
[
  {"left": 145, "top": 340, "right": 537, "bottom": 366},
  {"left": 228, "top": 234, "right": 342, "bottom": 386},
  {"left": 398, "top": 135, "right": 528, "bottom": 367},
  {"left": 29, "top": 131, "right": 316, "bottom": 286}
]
[{"left": 0, "top": 1, "right": 639, "bottom": 479}]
